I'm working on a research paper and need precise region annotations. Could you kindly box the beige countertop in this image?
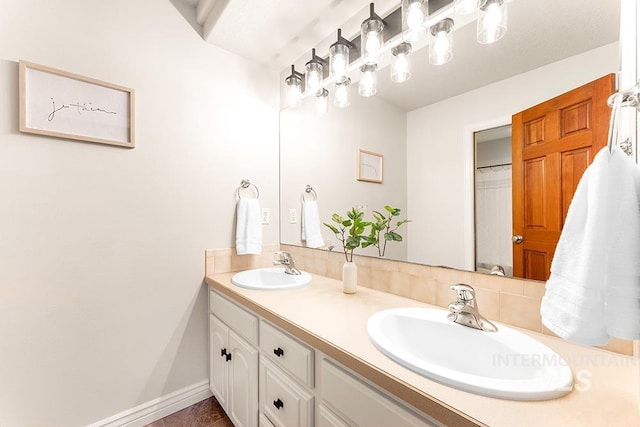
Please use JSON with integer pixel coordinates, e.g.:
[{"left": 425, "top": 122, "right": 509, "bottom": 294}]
[{"left": 205, "top": 272, "right": 640, "bottom": 427}]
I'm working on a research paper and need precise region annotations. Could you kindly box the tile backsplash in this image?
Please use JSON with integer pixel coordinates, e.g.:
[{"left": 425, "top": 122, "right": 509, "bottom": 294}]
[{"left": 205, "top": 244, "right": 634, "bottom": 356}]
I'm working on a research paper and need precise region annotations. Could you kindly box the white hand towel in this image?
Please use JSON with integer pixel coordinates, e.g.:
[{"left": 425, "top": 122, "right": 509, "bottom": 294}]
[
  {"left": 301, "top": 200, "right": 324, "bottom": 249},
  {"left": 603, "top": 148, "right": 640, "bottom": 340},
  {"left": 541, "top": 147, "right": 612, "bottom": 345},
  {"left": 235, "top": 198, "right": 262, "bottom": 255},
  {"left": 541, "top": 147, "right": 640, "bottom": 345}
]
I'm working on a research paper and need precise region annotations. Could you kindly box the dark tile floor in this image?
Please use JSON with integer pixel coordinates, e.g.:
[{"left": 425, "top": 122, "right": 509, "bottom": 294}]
[{"left": 144, "top": 396, "right": 233, "bottom": 427}]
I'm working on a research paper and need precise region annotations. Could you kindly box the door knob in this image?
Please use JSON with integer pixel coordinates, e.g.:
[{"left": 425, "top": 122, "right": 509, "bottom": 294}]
[{"left": 512, "top": 235, "right": 524, "bottom": 244}]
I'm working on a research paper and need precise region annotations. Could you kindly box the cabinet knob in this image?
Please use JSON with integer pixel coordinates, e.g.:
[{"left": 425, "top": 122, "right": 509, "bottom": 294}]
[
  {"left": 220, "top": 348, "right": 232, "bottom": 362},
  {"left": 273, "top": 347, "right": 284, "bottom": 357},
  {"left": 273, "top": 398, "right": 284, "bottom": 410}
]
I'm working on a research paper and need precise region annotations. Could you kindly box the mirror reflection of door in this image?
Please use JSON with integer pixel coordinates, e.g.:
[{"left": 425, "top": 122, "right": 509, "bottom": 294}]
[
  {"left": 474, "top": 125, "right": 513, "bottom": 277},
  {"left": 512, "top": 74, "right": 616, "bottom": 281}
]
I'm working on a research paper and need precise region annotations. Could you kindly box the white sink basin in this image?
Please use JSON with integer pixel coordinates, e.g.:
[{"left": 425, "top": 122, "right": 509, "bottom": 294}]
[
  {"left": 367, "top": 307, "right": 573, "bottom": 400},
  {"left": 231, "top": 268, "right": 311, "bottom": 290}
]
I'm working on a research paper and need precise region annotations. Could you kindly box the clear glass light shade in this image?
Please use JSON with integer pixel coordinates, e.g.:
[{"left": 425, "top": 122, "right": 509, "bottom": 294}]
[
  {"left": 402, "top": 0, "right": 428, "bottom": 32},
  {"left": 361, "top": 18, "right": 384, "bottom": 65},
  {"left": 454, "top": 0, "right": 477, "bottom": 15},
  {"left": 391, "top": 42, "right": 412, "bottom": 83},
  {"left": 285, "top": 75, "right": 302, "bottom": 108},
  {"left": 334, "top": 78, "right": 351, "bottom": 108},
  {"left": 330, "top": 43, "right": 349, "bottom": 82},
  {"left": 359, "top": 64, "right": 377, "bottom": 97},
  {"left": 315, "top": 88, "right": 329, "bottom": 115},
  {"left": 477, "top": 0, "right": 507, "bottom": 44},
  {"left": 305, "top": 61, "right": 323, "bottom": 96},
  {"left": 429, "top": 18, "right": 454, "bottom": 65}
]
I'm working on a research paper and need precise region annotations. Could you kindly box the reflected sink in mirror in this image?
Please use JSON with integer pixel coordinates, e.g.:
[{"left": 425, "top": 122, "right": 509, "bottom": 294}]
[
  {"left": 231, "top": 268, "right": 312, "bottom": 290},
  {"left": 367, "top": 307, "right": 573, "bottom": 400}
]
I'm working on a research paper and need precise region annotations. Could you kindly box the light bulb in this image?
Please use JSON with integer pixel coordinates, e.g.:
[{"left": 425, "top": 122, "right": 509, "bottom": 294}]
[
  {"left": 483, "top": 3, "right": 502, "bottom": 32},
  {"left": 359, "top": 64, "right": 377, "bottom": 97},
  {"left": 287, "top": 84, "right": 301, "bottom": 108},
  {"left": 364, "top": 31, "right": 381, "bottom": 63},
  {"left": 406, "top": 2, "right": 425, "bottom": 30},
  {"left": 331, "top": 55, "right": 346, "bottom": 77},
  {"left": 334, "top": 79, "right": 351, "bottom": 108},
  {"left": 477, "top": 0, "right": 507, "bottom": 44},
  {"left": 433, "top": 32, "right": 450, "bottom": 60},
  {"left": 316, "top": 89, "right": 329, "bottom": 115},
  {"left": 391, "top": 42, "right": 412, "bottom": 83},
  {"left": 429, "top": 18, "right": 454, "bottom": 65}
]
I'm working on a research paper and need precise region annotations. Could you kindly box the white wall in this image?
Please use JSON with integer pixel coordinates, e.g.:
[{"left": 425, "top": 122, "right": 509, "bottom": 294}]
[
  {"left": 280, "top": 92, "right": 408, "bottom": 260},
  {"left": 0, "top": 1, "right": 279, "bottom": 425},
  {"left": 406, "top": 42, "right": 619, "bottom": 268}
]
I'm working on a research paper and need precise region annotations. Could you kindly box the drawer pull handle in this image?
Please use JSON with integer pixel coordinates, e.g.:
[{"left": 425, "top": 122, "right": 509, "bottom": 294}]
[
  {"left": 273, "top": 347, "right": 284, "bottom": 357},
  {"left": 220, "top": 348, "right": 232, "bottom": 362},
  {"left": 273, "top": 398, "right": 284, "bottom": 410}
]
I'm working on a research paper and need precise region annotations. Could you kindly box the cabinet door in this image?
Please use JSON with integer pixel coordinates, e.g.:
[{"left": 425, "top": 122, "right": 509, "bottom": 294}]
[
  {"left": 210, "top": 315, "right": 229, "bottom": 409},
  {"left": 229, "top": 329, "right": 259, "bottom": 427}
]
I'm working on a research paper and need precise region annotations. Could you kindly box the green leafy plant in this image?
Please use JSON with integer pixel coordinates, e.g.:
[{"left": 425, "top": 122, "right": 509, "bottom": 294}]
[
  {"left": 323, "top": 206, "right": 371, "bottom": 262},
  {"left": 364, "top": 205, "right": 411, "bottom": 257}
]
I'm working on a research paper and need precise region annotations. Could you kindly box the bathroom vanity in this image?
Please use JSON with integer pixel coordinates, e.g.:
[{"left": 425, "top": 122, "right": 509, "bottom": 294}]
[{"left": 205, "top": 271, "right": 639, "bottom": 427}]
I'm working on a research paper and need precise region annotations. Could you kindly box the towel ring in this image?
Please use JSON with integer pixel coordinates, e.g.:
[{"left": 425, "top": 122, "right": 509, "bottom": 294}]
[
  {"left": 302, "top": 185, "right": 317, "bottom": 202},
  {"left": 236, "top": 179, "right": 260, "bottom": 199}
]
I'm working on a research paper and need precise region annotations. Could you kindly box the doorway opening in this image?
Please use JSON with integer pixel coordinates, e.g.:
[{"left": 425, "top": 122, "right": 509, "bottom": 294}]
[{"left": 474, "top": 124, "right": 513, "bottom": 277}]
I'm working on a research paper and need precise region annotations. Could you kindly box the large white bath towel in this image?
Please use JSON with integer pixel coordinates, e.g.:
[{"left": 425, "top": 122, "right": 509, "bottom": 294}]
[
  {"left": 235, "top": 198, "right": 262, "bottom": 255},
  {"left": 302, "top": 200, "right": 325, "bottom": 249},
  {"left": 541, "top": 147, "right": 640, "bottom": 345}
]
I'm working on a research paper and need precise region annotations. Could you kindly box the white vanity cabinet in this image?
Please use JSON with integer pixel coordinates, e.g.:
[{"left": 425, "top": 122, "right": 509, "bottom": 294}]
[
  {"left": 209, "top": 291, "right": 259, "bottom": 427},
  {"left": 209, "top": 288, "right": 438, "bottom": 427}
]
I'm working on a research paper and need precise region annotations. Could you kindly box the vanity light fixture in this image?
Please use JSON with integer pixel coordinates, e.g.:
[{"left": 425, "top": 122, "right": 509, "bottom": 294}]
[
  {"left": 361, "top": 3, "right": 385, "bottom": 65},
  {"left": 334, "top": 78, "right": 351, "bottom": 108},
  {"left": 391, "top": 42, "right": 412, "bottom": 83},
  {"left": 454, "top": 0, "right": 477, "bottom": 15},
  {"left": 305, "top": 48, "right": 326, "bottom": 96},
  {"left": 359, "top": 64, "right": 378, "bottom": 97},
  {"left": 477, "top": 0, "right": 507, "bottom": 44},
  {"left": 402, "top": 0, "right": 429, "bottom": 41},
  {"left": 429, "top": 18, "right": 454, "bottom": 65},
  {"left": 329, "top": 29, "right": 354, "bottom": 83},
  {"left": 285, "top": 65, "right": 304, "bottom": 108},
  {"left": 316, "top": 88, "right": 329, "bottom": 115}
]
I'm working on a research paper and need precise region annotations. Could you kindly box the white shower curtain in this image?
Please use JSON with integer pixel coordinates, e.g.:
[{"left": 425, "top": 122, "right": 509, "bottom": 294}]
[{"left": 475, "top": 165, "right": 513, "bottom": 276}]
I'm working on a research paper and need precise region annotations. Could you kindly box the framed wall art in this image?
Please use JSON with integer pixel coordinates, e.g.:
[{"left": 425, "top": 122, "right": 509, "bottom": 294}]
[
  {"left": 19, "top": 61, "right": 135, "bottom": 148},
  {"left": 357, "top": 149, "right": 383, "bottom": 183}
]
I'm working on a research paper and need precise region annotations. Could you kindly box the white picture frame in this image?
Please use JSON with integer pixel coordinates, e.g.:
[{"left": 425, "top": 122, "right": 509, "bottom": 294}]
[
  {"left": 19, "top": 61, "right": 135, "bottom": 148},
  {"left": 357, "top": 149, "right": 383, "bottom": 183}
]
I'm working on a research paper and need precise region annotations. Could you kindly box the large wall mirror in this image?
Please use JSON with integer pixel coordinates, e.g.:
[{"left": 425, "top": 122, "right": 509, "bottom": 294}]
[{"left": 280, "top": 0, "right": 620, "bottom": 278}]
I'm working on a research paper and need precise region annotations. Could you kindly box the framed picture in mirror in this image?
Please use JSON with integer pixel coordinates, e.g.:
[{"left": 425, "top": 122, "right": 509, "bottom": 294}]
[{"left": 357, "top": 149, "right": 383, "bottom": 183}]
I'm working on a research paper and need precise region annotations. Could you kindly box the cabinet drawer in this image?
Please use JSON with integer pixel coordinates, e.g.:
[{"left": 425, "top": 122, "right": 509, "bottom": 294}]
[
  {"left": 318, "top": 404, "right": 349, "bottom": 427},
  {"left": 210, "top": 290, "right": 258, "bottom": 346},
  {"left": 260, "top": 356, "right": 314, "bottom": 427},
  {"left": 321, "top": 359, "right": 439, "bottom": 427},
  {"left": 259, "top": 413, "right": 276, "bottom": 427},
  {"left": 260, "top": 320, "right": 314, "bottom": 387}
]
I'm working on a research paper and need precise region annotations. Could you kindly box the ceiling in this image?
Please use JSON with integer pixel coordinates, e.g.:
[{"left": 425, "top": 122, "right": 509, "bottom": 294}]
[{"left": 175, "top": 0, "right": 620, "bottom": 111}]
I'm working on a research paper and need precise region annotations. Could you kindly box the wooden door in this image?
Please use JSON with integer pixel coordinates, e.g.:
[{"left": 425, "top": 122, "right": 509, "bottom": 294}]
[
  {"left": 512, "top": 74, "right": 615, "bottom": 280},
  {"left": 228, "top": 329, "right": 258, "bottom": 427},
  {"left": 209, "top": 315, "right": 230, "bottom": 408}
]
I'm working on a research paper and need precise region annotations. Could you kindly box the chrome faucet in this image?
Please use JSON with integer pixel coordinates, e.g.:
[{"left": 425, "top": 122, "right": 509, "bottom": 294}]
[
  {"left": 447, "top": 284, "right": 498, "bottom": 332},
  {"left": 272, "top": 251, "right": 301, "bottom": 275}
]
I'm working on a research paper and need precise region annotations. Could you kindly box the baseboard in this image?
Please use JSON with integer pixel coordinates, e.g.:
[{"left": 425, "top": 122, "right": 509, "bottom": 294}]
[{"left": 88, "top": 380, "right": 213, "bottom": 427}]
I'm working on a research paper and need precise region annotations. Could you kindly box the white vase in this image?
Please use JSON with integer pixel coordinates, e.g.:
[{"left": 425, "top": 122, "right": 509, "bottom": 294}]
[{"left": 342, "top": 261, "right": 357, "bottom": 294}]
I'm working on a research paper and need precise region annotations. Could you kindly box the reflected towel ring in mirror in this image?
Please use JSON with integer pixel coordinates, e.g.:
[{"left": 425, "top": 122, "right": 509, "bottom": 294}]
[
  {"left": 236, "top": 179, "right": 260, "bottom": 199},
  {"left": 302, "top": 185, "right": 318, "bottom": 202}
]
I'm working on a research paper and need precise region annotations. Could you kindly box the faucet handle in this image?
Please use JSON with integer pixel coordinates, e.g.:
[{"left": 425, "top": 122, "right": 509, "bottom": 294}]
[{"left": 450, "top": 284, "right": 475, "bottom": 302}]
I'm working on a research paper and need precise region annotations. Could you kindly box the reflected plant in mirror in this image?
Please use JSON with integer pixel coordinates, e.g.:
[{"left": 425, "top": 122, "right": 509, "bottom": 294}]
[
  {"left": 364, "top": 206, "right": 411, "bottom": 258},
  {"left": 324, "top": 206, "right": 371, "bottom": 262}
]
